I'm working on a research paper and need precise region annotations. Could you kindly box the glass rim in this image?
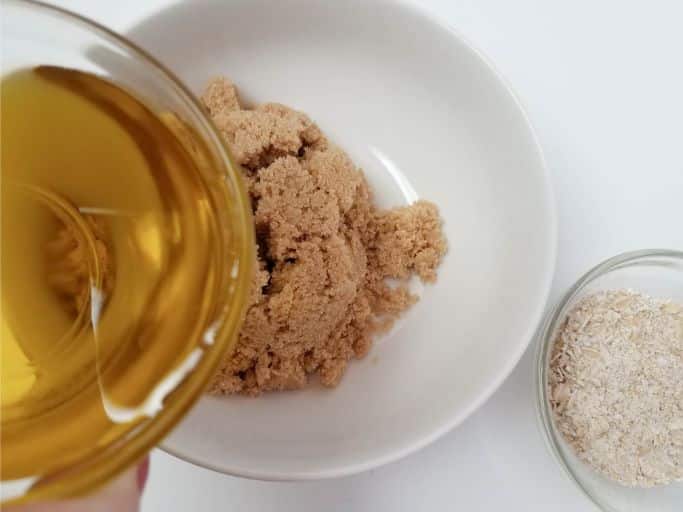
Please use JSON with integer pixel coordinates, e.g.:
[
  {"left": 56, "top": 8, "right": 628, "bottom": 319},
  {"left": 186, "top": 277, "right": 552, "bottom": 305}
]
[
  {"left": 534, "top": 248, "right": 683, "bottom": 511},
  {"left": 2, "top": 0, "right": 255, "bottom": 504}
]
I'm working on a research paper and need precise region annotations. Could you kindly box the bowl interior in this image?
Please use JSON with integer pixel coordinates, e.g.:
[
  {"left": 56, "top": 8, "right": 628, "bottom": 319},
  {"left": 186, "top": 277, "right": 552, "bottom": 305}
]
[
  {"left": 128, "top": 0, "right": 556, "bottom": 478},
  {"left": 538, "top": 251, "right": 683, "bottom": 511}
]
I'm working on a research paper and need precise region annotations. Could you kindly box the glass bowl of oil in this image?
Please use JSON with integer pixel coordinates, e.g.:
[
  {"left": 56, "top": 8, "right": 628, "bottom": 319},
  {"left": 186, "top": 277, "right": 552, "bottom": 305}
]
[{"left": 1, "top": 1, "right": 254, "bottom": 505}]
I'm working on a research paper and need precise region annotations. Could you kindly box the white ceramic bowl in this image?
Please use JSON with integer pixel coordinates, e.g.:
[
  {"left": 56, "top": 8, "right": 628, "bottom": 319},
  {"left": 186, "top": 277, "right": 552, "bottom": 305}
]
[{"left": 128, "top": 0, "right": 557, "bottom": 479}]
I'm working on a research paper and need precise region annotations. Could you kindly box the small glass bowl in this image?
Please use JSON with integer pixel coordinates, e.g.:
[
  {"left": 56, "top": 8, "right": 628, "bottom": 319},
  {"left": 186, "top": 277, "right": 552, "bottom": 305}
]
[
  {"left": 535, "top": 249, "right": 683, "bottom": 511},
  {"left": 1, "top": 0, "right": 253, "bottom": 505}
]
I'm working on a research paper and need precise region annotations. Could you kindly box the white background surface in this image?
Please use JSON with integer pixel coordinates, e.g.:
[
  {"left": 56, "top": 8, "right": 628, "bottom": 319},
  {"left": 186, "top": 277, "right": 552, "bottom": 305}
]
[{"left": 45, "top": 1, "right": 683, "bottom": 510}]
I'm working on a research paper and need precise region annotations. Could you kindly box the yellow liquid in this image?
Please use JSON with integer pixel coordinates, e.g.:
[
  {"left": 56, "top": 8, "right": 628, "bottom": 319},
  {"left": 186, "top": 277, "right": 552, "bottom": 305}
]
[{"left": 1, "top": 67, "right": 227, "bottom": 487}]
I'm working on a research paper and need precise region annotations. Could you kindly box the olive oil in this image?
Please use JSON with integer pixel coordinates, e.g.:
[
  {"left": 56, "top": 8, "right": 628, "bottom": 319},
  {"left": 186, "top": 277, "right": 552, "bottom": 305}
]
[{"left": 1, "top": 67, "right": 231, "bottom": 488}]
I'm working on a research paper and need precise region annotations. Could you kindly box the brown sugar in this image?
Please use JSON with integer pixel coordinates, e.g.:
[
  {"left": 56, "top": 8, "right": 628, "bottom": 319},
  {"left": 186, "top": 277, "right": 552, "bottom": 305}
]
[
  {"left": 45, "top": 214, "right": 114, "bottom": 316},
  {"left": 203, "top": 78, "right": 447, "bottom": 395}
]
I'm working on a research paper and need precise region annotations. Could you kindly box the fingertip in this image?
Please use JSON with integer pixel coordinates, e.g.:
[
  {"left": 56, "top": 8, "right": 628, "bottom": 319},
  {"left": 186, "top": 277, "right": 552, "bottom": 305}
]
[{"left": 136, "top": 456, "right": 150, "bottom": 494}]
